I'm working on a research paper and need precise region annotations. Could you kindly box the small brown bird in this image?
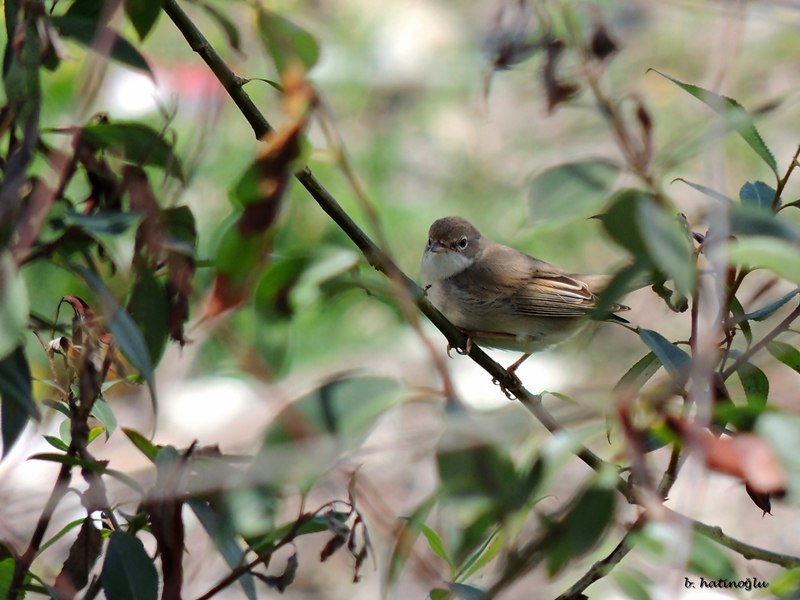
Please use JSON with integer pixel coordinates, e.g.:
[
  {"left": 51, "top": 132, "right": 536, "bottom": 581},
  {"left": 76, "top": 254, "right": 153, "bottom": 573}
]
[{"left": 421, "top": 216, "right": 626, "bottom": 377}]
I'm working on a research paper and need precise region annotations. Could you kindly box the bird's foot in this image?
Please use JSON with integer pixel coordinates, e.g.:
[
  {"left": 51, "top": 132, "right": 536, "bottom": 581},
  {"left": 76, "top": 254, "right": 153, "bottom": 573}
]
[
  {"left": 493, "top": 370, "right": 522, "bottom": 399},
  {"left": 422, "top": 284, "right": 432, "bottom": 297},
  {"left": 447, "top": 332, "right": 474, "bottom": 357}
]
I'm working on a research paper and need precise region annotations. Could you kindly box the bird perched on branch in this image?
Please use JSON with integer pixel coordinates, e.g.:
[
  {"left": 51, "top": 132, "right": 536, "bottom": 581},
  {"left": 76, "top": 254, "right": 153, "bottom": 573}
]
[{"left": 421, "top": 216, "right": 627, "bottom": 385}]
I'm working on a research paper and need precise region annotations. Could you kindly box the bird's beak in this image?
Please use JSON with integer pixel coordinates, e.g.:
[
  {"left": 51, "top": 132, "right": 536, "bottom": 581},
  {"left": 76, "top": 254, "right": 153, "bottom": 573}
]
[{"left": 428, "top": 241, "right": 446, "bottom": 253}]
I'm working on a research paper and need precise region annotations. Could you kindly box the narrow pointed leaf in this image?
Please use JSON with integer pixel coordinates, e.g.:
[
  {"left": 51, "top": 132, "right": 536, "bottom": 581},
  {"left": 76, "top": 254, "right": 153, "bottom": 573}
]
[{"left": 650, "top": 69, "right": 777, "bottom": 172}]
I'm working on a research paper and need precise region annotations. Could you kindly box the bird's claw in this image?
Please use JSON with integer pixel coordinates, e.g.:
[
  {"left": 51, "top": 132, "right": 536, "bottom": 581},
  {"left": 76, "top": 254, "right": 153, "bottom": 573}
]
[{"left": 492, "top": 369, "right": 523, "bottom": 400}]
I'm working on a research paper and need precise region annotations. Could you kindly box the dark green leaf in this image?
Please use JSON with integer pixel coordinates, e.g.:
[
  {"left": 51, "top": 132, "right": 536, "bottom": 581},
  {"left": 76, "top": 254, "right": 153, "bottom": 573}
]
[
  {"left": 0, "top": 558, "right": 16, "bottom": 600},
  {"left": 214, "top": 220, "right": 263, "bottom": 285},
  {"left": 650, "top": 70, "right": 777, "bottom": 172},
  {"left": 735, "top": 360, "right": 768, "bottom": 412},
  {"left": 743, "top": 288, "right": 800, "bottom": 322},
  {"left": 63, "top": 211, "right": 142, "bottom": 236},
  {"left": 636, "top": 199, "right": 695, "bottom": 295},
  {"left": 195, "top": 1, "right": 241, "bottom": 50},
  {"left": 592, "top": 260, "right": 649, "bottom": 317},
  {"left": 29, "top": 452, "right": 105, "bottom": 472},
  {"left": 767, "top": 340, "right": 800, "bottom": 375},
  {"left": 253, "top": 255, "right": 312, "bottom": 320},
  {"left": 637, "top": 329, "right": 691, "bottom": 385},
  {"left": 186, "top": 497, "right": 257, "bottom": 600},
  {"left": 429, "top": 590, "right": 451, "bottom": 600},
  {"left": 740, "top": 181, "right": 778, "bottom": 211},
  {"left": 125, "top": 0, "right": 165, "bottom": 41},
  {"left": 128, "top": 270, "right": 169, "bottom": 367},
  {"left": 528, "top": 160, "right": 619, "bottom": 223},
  {"left": 50, "top": 16, "right": 153, "bottom": 75},
  {"left": 728, "top": 295, "right": 752, "bottom": 344},
  {"left": 547, "top": 487, "right": 615, "bottom": 575},
  {"left": 614, "top": 352, "right": 662, "bottom": 394},
  {"left": 0, "top": 255, "right": 29, "bottom": 360},
  {"left": 418, "top": 524, "right": 452, "bottom": 569},
  {"left": 77, "top": 122, "right": 183, "bottom": 181},
  {"left": 44, "top": 435, "right": 69, "bottom": 451},
  {"left": 0, "top": 346, "right": 39, "bottom": 457},
  {"left": 447, "top": 582, "right": 490, "bottom": 600},
  {"left": 75, "top": 267, "right": 156, "bottom": 411},
  {"left": 613, "top": 571, "right": 652, "bottom": 600},
  {"left": 123, "top": 428, "right": 158, "bottom": 462},
  {"left": 256, "top": 8, "right": 320, "bottom": 75},
  {"left": 101, "top": 532, "right": 158, "bottom": 600},
  {"left": 91, "top": 398, "right": 118, "bottom": 441},
  {"left": 597, "top": 189, "right": 650, "bottom": 258},
  {"left": 729, "top": 204, "right": 800, "bottom": 242},
  {"left": 263, "top": 376, "right": 399, "bottom": 444}
]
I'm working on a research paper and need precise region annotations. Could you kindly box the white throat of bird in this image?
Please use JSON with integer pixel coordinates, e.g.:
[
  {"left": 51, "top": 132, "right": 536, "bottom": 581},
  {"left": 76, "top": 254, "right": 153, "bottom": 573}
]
[{"left": 421, "top": 248, "right": 474, "bottom": 281}]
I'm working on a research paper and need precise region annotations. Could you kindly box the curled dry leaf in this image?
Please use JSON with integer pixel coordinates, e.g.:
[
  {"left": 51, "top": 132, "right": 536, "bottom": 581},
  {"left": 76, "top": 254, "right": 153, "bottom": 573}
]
[
  {"left": 543, "top": 40, "right": 579, "bottom": 113},
  {"left": 53, "top": 517, "right": 103, "bottom": 598},
  {"left": 670, "top": 418, "right": 787, "bottom": 495}
]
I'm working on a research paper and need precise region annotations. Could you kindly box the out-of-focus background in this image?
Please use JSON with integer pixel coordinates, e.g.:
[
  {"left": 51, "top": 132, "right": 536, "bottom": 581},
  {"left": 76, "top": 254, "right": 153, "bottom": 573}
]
[{"left": 3, "top": 0, "right": 800, "bottom": 598}]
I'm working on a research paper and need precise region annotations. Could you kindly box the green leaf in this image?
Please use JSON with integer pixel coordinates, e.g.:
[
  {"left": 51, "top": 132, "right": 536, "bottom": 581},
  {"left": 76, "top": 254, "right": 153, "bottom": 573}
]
[
  {"left": 38, "top": 518, "right": 85, "bottom": 557},
  {"left": 740, "top": 181, "right": 778, "bottom": 211},
  {"left": 650, "top": 70, "right": 777, "bottom": 173},
  {"left": 727, "top": 295, "right": 752, "bottom": 344},
  {"left": 29, "top": 452, "right": 105, "bottom": 472},
  {"left": 636, "top": 199, "right": 695, "bottom": 295},
  {"left": 547, "top": 487, "right": 615, "bottom": 576},
  {"left": 734, "top": 360, "right": 768, "bottom": 412},
  {"left": 195, "top": 1, "right": 241, "bottom": 50},
  {"left": 456, "top": 529, "right": 501, "bottom": 582},
  {"left": 253, "top": 255, "right": 311, "bottom": 320},
  {"left": 127, "top": 270, "right": 169, "bottom": 366},
  {"left": 614, "top": 352, "right": 662, "bottom": 394},
  {"left": 124, "top": 0, "right": 165, "bottom": 41},
  {"left": 767, "top": 340, "right": 800, "bottom": 375},
  {"left": 742, "top": 288, "right": 800, "bottom": 322},
  {"left": 0, "top": 558, "right": 15, "bottom": 600},
  {"left": 75, "top": 266, "right": 156, "bottom": 412},
  {"left": 418, "top": 524, "right": 453, "bottom": 570},
  {"left": 597, "top": 189, "right": 650, "bottom": 258},
  {"left": 263, "top": 376, "right": 400, "bottom": 444},
  {"left": 101, "top": 532, "right": 158, "bottom": 600},
  {"left": 729, "top": 204, "right": 800, "bottom": 242},
  {"left": 50, "top": 16, "right": 153, "bottom": 75},
  {"left": 672, "top": 178, "right": 733, "bottom": 204},
  {"left": 612, "top": 571, "right": 652, "bottom": 600},
  {"left": 429, "top": 590, "right": 451, "bottom": 600},
  {"left": 387, "top": 495, "right": 437, "bottom": 588},
  {"left": 91, "top": 398, "right": 118, "bottom": 441},
  {"left": 727, "top": 236, "right": 800, "bottom": 284},
  {"left": 256, "top": 8, "right": 320, "bottom": 75},
  {"left": 528, "top": 160, "right": 619, "bottom": 223},
  {"left": 44, "top": 435, "right": 69, "bottom": 452},
  {"left": 63, "top": 211, "right": 144, "bottom": 275},
  {"left": 77, "top": 122, "right": 184, "bottom": 181},
  {"left": 637, "top": 329, "right": 691, "bottom": 385},
  {"left": 0, "top": 254, "right": 29, "bottom": 360},
  {"left": 247, "top": 513, "right": 348, "bottom": 555},
  {"left": 214, "top": 220, "right": 263, "bottom": 284},
  {"left": 447, "top": 582, "right": 490, "bottom": 600},
  {"left": 186, "top": 497, "right": 257, "bottom": 600},
  {"left": 689, "top": 531, "right": 737, "bottom": 580},
  {"left": 0, "top": 346, "right": 39, "bottom": 457},
  {"left": 123, "top": 428, "right": 159, "bottom": 462}
]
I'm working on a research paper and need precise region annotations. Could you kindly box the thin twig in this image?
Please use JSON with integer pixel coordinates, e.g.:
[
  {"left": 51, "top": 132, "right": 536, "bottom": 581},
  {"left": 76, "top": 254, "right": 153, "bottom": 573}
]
[{"left": 721, "top": 300, "right": 800, "bottom": 379}]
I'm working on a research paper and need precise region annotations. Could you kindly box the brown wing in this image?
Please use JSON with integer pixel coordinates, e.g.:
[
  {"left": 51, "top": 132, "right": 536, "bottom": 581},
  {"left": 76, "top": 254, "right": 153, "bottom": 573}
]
[{"left": 449, "top": 244, "right": 597, "bottom": 318}]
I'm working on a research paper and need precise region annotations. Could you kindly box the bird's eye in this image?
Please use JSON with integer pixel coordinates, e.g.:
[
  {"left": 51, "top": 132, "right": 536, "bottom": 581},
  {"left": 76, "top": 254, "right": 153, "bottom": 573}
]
[
  {"left": 427, "top": 238, "right": 432, "bottom": 247},
  {"left": 458, "top": 237, "right": 468, "bottom": 249}
]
